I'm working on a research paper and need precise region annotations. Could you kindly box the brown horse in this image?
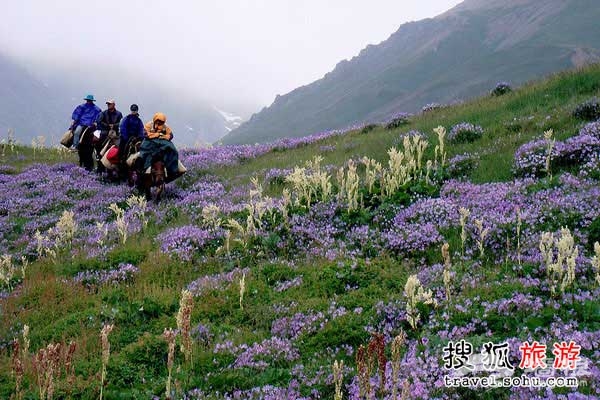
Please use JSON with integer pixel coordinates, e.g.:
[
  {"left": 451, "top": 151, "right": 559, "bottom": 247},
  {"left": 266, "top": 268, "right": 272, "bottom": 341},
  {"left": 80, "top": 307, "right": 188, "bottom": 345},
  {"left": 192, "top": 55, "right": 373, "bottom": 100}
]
[{"left": 138, "top": 157, "right": 166, "bottom": 203}]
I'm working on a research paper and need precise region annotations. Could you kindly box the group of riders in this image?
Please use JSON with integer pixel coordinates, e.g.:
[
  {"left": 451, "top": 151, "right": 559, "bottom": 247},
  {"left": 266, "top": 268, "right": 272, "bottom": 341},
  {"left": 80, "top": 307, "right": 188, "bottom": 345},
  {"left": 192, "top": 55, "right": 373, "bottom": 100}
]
[{"left": 68, "top": 94, "right": 183, "bottom": 194}]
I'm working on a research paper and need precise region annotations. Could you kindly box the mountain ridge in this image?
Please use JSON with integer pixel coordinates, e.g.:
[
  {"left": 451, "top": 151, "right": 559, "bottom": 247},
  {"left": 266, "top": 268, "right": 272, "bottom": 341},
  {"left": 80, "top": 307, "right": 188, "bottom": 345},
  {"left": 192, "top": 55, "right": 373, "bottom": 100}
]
[{"left": 222, "top": 0, "right": 600, "bottom": 144}]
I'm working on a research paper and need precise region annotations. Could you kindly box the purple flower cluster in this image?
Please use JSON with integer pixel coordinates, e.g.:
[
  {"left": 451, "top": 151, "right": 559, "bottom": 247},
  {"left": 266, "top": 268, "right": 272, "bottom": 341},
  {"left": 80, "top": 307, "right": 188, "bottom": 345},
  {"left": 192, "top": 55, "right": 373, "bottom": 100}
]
[
  {"left": 345, "top": 225, "right": 383, "bottom": 256},
  {"left": 514, "top": 127, "right": 600, "bottom": 177},
  {"left": 448, "top": 122, "right": 484, "bottom": 143},
  {"left": 513, "top": 137, "right": 559, "bottom": 177},
  {"left": 0, "top": 162, "right": 136, "bottom": 259},
  {"left": 572, "top": 97, "right": 600, "bottom": 121},
  {"left": 491, "top": 81, "right": 512, "bottom": 96},
  {"left": 178, "top": 126, "right": 357, "bottom": 173},
  {"left": 421, "top": 103, "right": 442, "bottom": 113},
  {"left": 447, "top": 152, "right": 480, "bottom": 179},
  {"left": 289, "top": 203, "right": 341, "bottom": 257},
  {"left": 232, "top": 337, "right": 299, "bottom": 370},
  {"left": 385, "top": 112, "right": 412, "bottom": 129},
  {"left": 482, "top": 292, "right": 544, "bottom": 317},
  {"left": 187, "top": 268, "right": 250, "bottom": 297},
  {"left": 191, "top": 323, "right": 213, "bottom": 346},
  {"left": 273, "top": 276, "right": 303, "bottom": 292},
  {"left": 187, "top": 380, "right": 310, "bottom": 400},
  {"left": 271, "top": 302, "right": 348, "bottom": 340},
  {"left": 264, "top": 168, "right": 292, "bottom": 185},
  {"left": 372, "top": 300, "right": 407, "bottom": 342},
  {"left": 271, "top": 311, "right": 327, "bottom": 340},
  {"left": 0, "top": 165, "right": 17, "bottom": 175},
  {"left": 157, "top": 225, "right": 224, "bottom": 261},
  {"left": 73, "top": 263, "right": 139, "bottom": 287},
  {"left": 382, "top": 222, "right": 443, "bottom": 255},
  {"left": 579, "top": 121, "right": 600, "bottom": 139}
]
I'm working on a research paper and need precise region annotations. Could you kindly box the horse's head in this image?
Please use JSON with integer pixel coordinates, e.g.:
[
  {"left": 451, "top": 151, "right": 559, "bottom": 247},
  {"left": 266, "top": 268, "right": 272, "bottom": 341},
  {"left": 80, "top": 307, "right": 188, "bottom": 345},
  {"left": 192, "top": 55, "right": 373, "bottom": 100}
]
[{"left": 133, "top": 139, "right": 142, "bottom": 153}]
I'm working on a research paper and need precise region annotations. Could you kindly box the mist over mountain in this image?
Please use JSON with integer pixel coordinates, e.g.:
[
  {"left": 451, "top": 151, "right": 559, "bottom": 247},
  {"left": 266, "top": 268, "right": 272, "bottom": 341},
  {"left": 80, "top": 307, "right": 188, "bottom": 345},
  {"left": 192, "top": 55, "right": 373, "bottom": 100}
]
[
  {"left": 222, "top": 0, "right": 600, "bottom": 144},
  {"left": 0, "top": 53, "right": 253, "bottom": 147}
]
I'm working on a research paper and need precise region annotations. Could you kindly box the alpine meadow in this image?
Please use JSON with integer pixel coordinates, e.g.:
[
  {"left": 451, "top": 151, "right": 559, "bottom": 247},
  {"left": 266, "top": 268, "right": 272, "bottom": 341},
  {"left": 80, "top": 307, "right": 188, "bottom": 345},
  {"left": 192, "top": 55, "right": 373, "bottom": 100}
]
[{"left": 1, "top": 63, "right": 600, "bottom": 399}]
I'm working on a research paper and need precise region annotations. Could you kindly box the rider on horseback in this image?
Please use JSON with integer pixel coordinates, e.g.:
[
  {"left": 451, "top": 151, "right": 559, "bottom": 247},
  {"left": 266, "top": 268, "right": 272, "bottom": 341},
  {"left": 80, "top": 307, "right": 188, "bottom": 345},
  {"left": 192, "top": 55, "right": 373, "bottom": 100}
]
[
  {"left": 70, "top": 94, "right": 102, "bottom": 170},
  {"left": 135, "top": 112, "right": 182, "bottom": 190},
  {"left": 119, "top": 104, "right": 145, "bottom": 181},
  {"left": 95, "top": 99, "right": 123, "bottom": 174}
]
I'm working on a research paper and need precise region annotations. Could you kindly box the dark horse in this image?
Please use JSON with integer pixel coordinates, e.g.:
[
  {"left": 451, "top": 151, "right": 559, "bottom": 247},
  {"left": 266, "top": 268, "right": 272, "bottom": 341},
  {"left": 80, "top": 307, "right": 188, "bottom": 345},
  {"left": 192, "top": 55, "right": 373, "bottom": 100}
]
[
  {"left": 77, "top": 127, "right": 96, "bottom": 171},
  {"left": 138, "top": 156, "right": 167, "bottom": 203},
  {"left": 129, "top": 140, "right": 168, "bottom": 204}
]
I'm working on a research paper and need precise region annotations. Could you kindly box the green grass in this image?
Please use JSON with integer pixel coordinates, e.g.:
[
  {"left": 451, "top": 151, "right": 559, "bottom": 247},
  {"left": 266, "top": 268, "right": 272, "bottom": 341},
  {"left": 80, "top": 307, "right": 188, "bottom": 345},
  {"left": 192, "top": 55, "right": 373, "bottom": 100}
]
[
  {"left": 0, "top": 144, "right": 77, "bottom": 171},
  {"left": 2, "top": 64, "right": 600, "bottom": 399}
]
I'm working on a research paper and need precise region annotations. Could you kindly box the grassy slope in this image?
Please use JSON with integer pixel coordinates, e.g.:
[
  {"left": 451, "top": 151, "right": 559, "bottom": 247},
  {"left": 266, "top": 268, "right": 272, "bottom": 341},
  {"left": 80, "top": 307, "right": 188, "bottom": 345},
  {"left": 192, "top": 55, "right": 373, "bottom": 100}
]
[
  {"left": 0, "top": 65, "right": 600, "bottom": 399},
  {"left": 216, "top": 64, "right": 600, "bottom": 186}
]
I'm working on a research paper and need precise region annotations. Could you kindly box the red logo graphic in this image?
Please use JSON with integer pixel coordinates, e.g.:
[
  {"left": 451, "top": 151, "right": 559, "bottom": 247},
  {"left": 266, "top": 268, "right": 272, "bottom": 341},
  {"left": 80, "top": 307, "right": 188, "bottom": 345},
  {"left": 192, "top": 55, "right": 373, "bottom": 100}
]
[
  {"left": 552, "top": 341, "right": 581, "bottom": 370},
  {"left": 519, "top": 341, "right": 547, "bottom": 369}
]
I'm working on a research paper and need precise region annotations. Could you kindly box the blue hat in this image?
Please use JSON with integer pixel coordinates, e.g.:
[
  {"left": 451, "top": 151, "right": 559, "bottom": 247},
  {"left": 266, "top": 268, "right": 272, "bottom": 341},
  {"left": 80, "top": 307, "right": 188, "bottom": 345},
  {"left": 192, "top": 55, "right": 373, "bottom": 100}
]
[{"left": 84, "top": 94, "right": 96, "bottom": 101}]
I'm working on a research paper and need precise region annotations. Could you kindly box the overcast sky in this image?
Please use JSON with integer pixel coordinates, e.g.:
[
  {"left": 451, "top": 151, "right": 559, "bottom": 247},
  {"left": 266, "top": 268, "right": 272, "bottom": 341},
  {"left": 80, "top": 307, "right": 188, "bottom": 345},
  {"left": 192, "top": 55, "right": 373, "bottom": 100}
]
[{"left": 1, "top": 0, "right": 463, "bottom": 112}]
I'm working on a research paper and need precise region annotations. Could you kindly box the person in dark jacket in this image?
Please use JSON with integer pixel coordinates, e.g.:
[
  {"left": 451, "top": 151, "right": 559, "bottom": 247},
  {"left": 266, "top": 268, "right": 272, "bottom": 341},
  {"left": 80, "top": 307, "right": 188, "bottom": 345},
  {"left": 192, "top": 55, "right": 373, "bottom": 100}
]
[
  {"left": 95, "top": 99, "right": 123, "bottom": 173},
  {"left": 70, "top": 94, "right": 101, "bottom": 150},
  {"left": 118, "top": 104, "right": 145, "bottom": 181}
]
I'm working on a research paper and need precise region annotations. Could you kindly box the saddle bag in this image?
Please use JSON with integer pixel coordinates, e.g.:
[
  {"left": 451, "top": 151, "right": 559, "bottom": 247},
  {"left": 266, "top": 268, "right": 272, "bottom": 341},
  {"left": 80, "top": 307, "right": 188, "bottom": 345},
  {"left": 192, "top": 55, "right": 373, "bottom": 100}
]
[
  {"left": 60, "top": 130, "right": 73, "bottom": 148},
  {"left": 100, "top": 145, "right": 120, "bottom": 170}
]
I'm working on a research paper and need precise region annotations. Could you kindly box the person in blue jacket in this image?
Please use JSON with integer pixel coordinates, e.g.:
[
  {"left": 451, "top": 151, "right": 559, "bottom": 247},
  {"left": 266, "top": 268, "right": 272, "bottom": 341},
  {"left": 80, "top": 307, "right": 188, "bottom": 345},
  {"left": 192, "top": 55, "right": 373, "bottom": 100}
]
[
  {"left": 118, "top": 104, "right": 145, "bottom": 181},
  {"left": 70, "top": 94, "right": 101, "bottom": 150}
]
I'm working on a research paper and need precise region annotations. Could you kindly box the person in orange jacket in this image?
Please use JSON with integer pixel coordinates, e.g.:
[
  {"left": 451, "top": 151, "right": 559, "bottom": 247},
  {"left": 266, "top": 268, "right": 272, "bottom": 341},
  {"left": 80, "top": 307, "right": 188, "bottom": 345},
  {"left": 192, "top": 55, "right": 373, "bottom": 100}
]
[{"left": 136, "top": 112, "right": 182, "bottom": 183}]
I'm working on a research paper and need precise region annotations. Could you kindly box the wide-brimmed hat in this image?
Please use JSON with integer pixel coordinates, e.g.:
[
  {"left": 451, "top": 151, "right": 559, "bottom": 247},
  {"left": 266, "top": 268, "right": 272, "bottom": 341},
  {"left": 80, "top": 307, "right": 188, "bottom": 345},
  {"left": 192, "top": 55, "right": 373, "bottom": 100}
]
[{"left": 84, "top": 94, "right": 96, "bottom": 101}]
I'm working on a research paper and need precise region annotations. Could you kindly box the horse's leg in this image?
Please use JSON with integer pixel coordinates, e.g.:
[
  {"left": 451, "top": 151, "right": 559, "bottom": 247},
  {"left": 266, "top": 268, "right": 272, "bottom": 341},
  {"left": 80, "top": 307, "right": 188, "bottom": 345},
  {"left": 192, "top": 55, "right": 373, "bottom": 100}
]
[
  {"left": 155, "top": 183, "right": 164, "bottom": 204},
  {"left": 127, "top": 169, "right": 135, "bottom": 187},
  {"left": 79, "top": 144, "right": 94, "bottom": 171}
]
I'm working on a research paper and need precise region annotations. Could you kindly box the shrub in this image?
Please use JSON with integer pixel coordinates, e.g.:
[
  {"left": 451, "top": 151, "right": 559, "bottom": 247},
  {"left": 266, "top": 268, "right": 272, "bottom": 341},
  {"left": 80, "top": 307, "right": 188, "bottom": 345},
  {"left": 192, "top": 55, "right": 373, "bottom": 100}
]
[
  {"left": 385, "top": 112, "right": 412, "bottom": 130},
  {"left": 572, "top": 97, "right": 600, "bottom": 121},
  {"left": 491, "top": 82, "right": 512, "bottom": 96},
  {"left": 579, "top": 121, "right": 600, "bottom": 139},
  {"left": 513, "top": 132, "right": 600, "bottom": 177},
  {"left": 264, "top": 168, "right": 291, "bottom": 185},
  {"left": 421, "top": 103, "right": 442, "bottom": 113},
  {"left": 513, "top": 138, "right": 562, "bottom": 177},
  {"left": 559, "top": 134, "right": 600, "bottom": 167},
  {"left": 448, "top": 123, "right": 484, "bottom": 143},
  {"left": 360, "top": 124, "right": 379, "bottom": 134},
  {"left": 447, "top": 153, "right": 480, "bottom": 179}
]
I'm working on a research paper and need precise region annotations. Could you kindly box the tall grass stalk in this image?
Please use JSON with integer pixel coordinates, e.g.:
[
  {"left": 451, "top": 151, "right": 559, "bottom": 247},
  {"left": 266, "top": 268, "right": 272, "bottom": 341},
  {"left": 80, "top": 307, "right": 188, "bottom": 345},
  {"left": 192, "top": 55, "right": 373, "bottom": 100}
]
[{"left": 100, "top": 324, "right": 114, "bottom": 400}]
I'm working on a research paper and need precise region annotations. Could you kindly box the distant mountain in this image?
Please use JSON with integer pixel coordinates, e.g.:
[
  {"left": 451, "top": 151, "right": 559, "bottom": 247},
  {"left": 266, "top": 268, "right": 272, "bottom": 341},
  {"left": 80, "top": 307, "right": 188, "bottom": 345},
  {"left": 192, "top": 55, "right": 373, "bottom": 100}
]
[
  {"left": 0, "top": 52, "right": 249, "bottom": 147},
  {"left": 0, "top": 52, "right": 70, "bottom": 144},
  {"left": 215, "top": 107, "right": 244, "bottom": 133},
  {"left": 222, "top": 0, "right": 600, "bottom": 144}
]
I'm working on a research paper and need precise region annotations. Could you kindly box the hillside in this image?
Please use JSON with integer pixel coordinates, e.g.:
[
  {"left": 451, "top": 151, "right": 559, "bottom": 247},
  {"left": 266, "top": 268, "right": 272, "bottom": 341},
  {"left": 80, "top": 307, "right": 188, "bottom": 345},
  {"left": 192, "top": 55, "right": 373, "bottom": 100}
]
[
  {"left": 222, "top": 0, "right": 600, "bottom": 144},
  {"left": 1, "top": 65, "right": 600, "bottom": 399}
]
